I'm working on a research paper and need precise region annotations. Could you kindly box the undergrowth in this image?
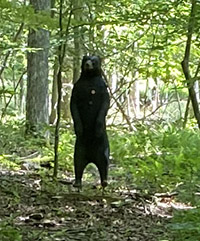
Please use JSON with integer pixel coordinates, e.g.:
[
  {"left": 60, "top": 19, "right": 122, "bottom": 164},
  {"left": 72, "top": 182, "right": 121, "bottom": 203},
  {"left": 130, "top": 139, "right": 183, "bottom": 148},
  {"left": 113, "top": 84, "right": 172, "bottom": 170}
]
[{"left": 1, "top": 120, "right": 200, "bottom": 240}]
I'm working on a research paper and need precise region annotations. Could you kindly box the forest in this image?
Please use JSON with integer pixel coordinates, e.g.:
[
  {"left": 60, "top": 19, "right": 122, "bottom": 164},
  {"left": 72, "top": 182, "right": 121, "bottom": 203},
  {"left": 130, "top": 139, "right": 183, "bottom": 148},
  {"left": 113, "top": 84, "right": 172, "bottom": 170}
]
[{"left": 1, "top": 0, "right": 200, "bottom": 240}]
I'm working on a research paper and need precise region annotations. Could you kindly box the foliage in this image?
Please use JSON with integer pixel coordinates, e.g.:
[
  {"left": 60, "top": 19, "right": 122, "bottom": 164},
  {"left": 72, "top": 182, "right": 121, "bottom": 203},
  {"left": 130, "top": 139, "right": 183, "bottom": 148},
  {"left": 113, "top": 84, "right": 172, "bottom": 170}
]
[
  {"left": 110, "top": 123, "right": 200, "bottom": 195},
  {"left": 169, "top": 208, "right": 200, "bottom": 241},
  {"left": 0, "top": 120, "right": 46, "bottom": 156},
  {"left": 109, "top": 123, "right": 200, "bottom": 240},
  {"left": 0, "top": 120, "right": 75, "bottom": 172},
  {"left": 57, "top": 128, "right": 75, "bottom": 171},
  {"left": 0, "top": 222, "right": 22, "bottom": 241},
  {"left": 0, "top": 0, "right": 199, "bottom": 124},
  {"left": 2, "top": 119, "right": 200, "bottom": 195},
  {"left": 2, "top": 119, "right": 200, "bottom": 199}
]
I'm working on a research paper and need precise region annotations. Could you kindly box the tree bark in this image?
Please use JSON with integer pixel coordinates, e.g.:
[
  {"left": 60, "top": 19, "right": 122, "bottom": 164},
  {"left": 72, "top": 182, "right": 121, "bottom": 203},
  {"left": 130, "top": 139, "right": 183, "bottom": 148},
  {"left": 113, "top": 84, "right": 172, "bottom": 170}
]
[
  {"left": 181, "top": 0, "right": 200, "bottom": 128},
  {"left": 49, "top": 59, "right": 58, "bottom": 125},
  {"left": 53, "top": 0, "right": 63, "bottom": 178},
  {"left": 26, "top": 0, "right": 50, "bottom": 133},
  {"left": 73, "top": 0, "right": 82, "bottom": 83},
  {"left": 183, "top": 97, "right": 190, "bottom": 128}
]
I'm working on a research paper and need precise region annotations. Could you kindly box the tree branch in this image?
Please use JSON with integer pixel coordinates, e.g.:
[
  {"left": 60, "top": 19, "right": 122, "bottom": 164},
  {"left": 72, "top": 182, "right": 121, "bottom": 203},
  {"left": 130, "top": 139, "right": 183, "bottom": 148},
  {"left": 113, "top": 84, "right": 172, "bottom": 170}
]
[
  {"left": 1, "top": 70, "right": 26, "bottom": 119},
  {"left": 102, "top": 70, "right": 136, "bottom": 131}
]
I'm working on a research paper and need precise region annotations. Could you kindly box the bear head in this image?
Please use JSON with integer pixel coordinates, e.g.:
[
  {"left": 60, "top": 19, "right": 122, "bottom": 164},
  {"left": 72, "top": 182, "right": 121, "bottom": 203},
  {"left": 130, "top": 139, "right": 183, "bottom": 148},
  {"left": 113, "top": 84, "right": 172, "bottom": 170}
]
[{"left": 81, "top": 55, "right": 102, "bottom": 76}]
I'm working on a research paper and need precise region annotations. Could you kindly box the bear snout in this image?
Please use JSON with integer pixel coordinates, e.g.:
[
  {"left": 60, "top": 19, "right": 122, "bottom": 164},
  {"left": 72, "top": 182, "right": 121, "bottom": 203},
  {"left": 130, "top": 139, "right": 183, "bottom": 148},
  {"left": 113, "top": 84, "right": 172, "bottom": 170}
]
[{"left": 85, "top": 60, "right": 93, "bottom": 70}]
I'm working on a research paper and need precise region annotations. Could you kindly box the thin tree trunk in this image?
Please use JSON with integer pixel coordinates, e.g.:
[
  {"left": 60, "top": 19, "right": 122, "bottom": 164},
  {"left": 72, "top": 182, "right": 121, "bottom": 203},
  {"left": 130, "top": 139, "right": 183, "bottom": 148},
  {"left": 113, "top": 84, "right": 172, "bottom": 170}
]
[
  {"left": 181, "top": 0, "right": 200, "bottom": 128},
  {"left": 50, "top": 59, "right": 58, "bottom": 125},
  {"left": 132, "top": 77, "right": 140, "bottom": 118},
  {"left": 194, "top": 80, "right": 200, "bottom": 103},
  {"left": 73, "top": 0, "right": 81, "bottom": 83},
  {"left": 129, "top": 77, "right": 140, "bottom": 118},
  {"left": 49, "top": 0, "right": 58, "bottom": 125},
  {"left": 174, "top": 84, "right": 182, "bottom": 119},
  {"left": 53, "top": 0, "right": 63, "bottom": 178},
  {"left": 0, "top": 23, "right": 24, "bottom": 110},
  {"left": 53, "top": 1, "right": 72, "bottom": 177},
  {"left": 2, "top": 71, "right": 26, "bottom": 119},
  {"left": 61, "top": 81, "right": 71, "bottom": 121},
  {"left": 183, "top": 97, "right": 190, "bottom": 128},
  {"left": 19, "top": 73, "right": 25, "bottom": 114}
]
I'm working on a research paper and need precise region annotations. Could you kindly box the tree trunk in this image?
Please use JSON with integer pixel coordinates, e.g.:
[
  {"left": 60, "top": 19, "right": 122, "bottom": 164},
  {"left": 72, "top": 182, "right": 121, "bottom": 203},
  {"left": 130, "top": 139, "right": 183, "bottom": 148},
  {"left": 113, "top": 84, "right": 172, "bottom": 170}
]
[
  {"left": 61, "top": 80, "right": 72, "bottom": 121},
  {"left": 152, "top": 85, "right": 159, "bottom": 112},
  {"left": 183, "top": 97, "right": 190, "bottom": 128},
  {"left": 131, "top": 76, "right": 140, "bottom": 118},
  {"left": 19, "top": 74, "right": 24, "bottom": 114},
  {"left": 49, "top": 59, "right": 58, "bottom": 125},
  {"left": 26, "top": 0, "right": 50, "bottom": 133},
  {"left": 49, "top": 0, "right": 57, "bottom": 125},
  {"left": 73, "top": 0, "right": 81, "bottom": 83},
  {"left": 181, "top": 0, "right": 200, "bottom": 128},
  {"left": 194, "top": 80, "right": 200, "bottom": 103}
]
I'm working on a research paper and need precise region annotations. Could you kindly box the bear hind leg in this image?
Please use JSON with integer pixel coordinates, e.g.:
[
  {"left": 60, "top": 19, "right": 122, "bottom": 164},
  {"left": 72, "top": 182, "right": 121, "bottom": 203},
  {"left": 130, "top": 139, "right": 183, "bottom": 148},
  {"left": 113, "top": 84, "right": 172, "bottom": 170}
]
[
  {"left": 95, "top": 153, "right": 109, "bottom": 188},
  {"left": 73, "top": 158, "right": 88, "bottom": 189},
  {"left": 73, "top": 144, "right": 88, "bottom": 189}
]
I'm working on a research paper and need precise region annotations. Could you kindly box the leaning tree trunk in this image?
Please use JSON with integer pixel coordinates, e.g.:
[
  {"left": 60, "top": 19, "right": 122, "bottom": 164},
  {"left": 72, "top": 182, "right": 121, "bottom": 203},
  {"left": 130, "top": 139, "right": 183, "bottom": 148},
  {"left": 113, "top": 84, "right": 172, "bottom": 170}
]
[
  {"left": 181, "top": 0, "right": 200, "bottom": 128},
  {"left": 26, "top": 0, "right": 50, "bottom": 134}
]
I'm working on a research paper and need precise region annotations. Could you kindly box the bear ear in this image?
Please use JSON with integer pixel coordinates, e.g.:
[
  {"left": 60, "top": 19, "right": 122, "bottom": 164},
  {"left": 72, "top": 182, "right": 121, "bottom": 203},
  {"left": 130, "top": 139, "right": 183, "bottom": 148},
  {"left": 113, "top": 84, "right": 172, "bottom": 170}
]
[
  {"left": 97, "top": 55, "right": 101, "bottom": 62},
  {"left": 81, "top": 56, "right": 88, "bottom": 68},
  {"left": 96, "top": 56, "right": 102, "bottom": 66},
  {"left": 83, "top": 55, "right": 90, "bottom": 60},
  {"left": 94, "top": 55, "right": 101, "bottom": 64},
  {"left": 82, "top": 55, "right": 88, "bottom": 61}
]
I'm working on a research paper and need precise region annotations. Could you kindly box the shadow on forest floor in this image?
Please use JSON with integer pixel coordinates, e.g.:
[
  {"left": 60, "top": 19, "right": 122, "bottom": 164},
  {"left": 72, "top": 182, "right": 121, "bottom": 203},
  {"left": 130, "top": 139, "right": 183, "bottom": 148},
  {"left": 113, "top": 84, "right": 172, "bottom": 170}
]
[{"left": 0, "top": 167, "right": 171, "bottom": 241}]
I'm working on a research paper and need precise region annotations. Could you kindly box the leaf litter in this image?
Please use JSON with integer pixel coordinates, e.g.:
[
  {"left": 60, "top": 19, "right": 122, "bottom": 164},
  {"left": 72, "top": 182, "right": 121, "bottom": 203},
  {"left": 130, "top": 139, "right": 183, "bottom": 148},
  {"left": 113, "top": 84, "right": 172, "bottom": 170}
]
[{"left": 0, "top": 168, "right": 174, "bottom": 241}]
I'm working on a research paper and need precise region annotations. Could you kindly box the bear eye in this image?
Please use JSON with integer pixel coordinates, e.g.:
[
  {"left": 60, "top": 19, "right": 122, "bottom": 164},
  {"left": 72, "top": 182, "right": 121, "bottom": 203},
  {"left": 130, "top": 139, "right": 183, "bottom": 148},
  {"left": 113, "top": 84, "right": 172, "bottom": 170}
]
[{"left": 92, "top": 59, "right": 97, "bottom": 65}]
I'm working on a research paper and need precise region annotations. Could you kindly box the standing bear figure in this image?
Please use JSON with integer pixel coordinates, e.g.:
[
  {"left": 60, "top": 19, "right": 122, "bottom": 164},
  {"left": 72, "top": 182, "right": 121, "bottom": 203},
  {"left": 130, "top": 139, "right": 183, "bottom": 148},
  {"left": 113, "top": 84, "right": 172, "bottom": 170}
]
[{"left": 70, "top": 56, "right": 110, "bottom": 189}]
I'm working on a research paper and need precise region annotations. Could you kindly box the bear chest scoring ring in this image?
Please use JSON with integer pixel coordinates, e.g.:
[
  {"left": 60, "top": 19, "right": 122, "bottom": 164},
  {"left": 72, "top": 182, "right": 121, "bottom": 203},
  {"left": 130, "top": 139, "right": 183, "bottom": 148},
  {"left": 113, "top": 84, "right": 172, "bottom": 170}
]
[
  {"left": 91, "top": 89, "right": 96, "bottom": 95},
  {"left": 88, "top": 89, "right": 96, "bottom": 105}
]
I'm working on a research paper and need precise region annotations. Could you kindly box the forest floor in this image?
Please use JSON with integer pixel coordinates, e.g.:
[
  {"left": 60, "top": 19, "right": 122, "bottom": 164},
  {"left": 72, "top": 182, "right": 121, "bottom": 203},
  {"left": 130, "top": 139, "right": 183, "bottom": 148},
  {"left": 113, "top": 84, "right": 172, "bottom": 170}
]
[{"left": 0, "top": 164, "right": 173, "bottom": 241}]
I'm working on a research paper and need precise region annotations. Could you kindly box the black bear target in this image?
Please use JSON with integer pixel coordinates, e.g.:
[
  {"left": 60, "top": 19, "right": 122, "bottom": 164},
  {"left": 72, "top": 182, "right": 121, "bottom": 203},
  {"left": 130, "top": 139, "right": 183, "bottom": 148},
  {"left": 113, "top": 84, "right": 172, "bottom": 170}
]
[{"left": 70, "top": 56, "right": 110, "bottom": 189}]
